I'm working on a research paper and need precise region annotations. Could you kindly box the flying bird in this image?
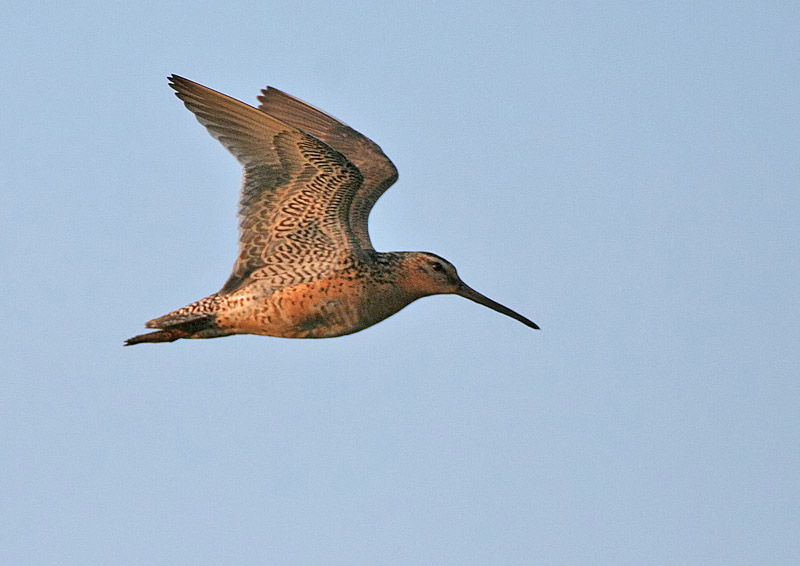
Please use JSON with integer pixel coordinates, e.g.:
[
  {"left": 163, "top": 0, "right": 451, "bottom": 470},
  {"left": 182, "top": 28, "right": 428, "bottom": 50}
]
[{"left": 125, "top": 76, "right": 538, "bottom": 345}]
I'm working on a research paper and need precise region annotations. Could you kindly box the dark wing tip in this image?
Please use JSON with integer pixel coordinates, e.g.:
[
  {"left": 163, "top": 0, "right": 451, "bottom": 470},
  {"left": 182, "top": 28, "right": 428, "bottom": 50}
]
[
  {"left": 256, "top": 85, "right": 279, "bottom": 105},
  {"left": 167, "top": 74, "right": 185, "bottom": 89},
  {"left": 167, "top": 74, "right": 203, "bottom": 100}
]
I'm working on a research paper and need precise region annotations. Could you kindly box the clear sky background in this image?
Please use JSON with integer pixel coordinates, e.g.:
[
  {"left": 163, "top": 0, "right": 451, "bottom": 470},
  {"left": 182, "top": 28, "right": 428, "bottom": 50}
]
[{"left": 2, "top": 1, "right": 799, "bottom": 564}]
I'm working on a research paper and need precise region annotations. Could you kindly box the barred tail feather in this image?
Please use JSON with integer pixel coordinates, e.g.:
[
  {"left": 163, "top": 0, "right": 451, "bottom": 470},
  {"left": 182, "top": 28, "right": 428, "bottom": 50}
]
[
  {"left": 125, "top": 293, "right": 229, "bottom": 346},
  {"left": 145, "top": 294, "right": 225, "bottom": 329},
  {"left": 124, "top": 315, "right": 233, "bottom": 346}
]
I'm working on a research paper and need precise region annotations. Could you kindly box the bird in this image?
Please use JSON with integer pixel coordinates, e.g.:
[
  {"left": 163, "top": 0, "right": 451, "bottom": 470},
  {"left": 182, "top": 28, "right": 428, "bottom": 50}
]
[{"left": 125, "top": 75, "right": 538, "bottom": 345}]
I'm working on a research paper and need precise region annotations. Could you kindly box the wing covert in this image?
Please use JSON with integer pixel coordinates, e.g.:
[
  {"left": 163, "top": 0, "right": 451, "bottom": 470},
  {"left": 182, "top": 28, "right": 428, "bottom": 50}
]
[
  {"left": 256, "top": 87, "right": 398, "bottom": 250},
  {"left": 168, "top": 75, "right": 364, "bottom": 294}
]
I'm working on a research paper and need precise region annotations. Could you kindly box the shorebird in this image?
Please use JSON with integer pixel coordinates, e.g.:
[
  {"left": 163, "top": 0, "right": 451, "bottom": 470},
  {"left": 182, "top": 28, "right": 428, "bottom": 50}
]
[{"left": 125, "top": 76, "right": 538, "bottom": 345}]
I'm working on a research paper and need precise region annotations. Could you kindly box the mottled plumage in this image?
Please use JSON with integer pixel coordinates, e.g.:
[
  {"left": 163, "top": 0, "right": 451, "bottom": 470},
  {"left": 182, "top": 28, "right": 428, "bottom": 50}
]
[{"left": 125, "top": 76, "right": 537, "bottom": 345}]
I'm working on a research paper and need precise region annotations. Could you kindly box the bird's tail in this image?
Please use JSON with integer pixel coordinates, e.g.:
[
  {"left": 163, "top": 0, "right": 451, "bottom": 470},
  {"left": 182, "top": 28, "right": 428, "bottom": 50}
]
[
  {"left": 125, "top": 294, "right": 231, "bottom": 346},
  {"left": 124, "top": 327, "right": 197, "bottom": 346}
]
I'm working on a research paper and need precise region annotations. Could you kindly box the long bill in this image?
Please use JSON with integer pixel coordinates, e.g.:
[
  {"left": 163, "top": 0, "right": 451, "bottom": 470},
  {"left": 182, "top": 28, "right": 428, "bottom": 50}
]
[{"left": 456, "top": 284, "right": 540, "bottom": 330}]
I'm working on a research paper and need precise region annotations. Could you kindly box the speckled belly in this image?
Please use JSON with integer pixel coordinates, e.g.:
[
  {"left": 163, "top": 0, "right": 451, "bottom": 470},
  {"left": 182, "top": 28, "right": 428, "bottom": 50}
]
[{"left": 213, "top": 277, "right": 416, "bottom": 339}]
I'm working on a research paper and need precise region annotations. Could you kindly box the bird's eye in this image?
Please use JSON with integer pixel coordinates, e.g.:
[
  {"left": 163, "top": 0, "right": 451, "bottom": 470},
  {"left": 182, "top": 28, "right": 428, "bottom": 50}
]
[{"left": 430, "top": 261, "right": 444, "bottom": 272}]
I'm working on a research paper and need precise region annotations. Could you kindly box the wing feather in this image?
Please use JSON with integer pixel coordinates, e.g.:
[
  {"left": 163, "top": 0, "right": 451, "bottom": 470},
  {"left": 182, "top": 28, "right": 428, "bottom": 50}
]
[
  {"left": 168, "top": 75, "right": 364, "bottom": 294},
  {"left": 256, "top": 87, "right": 398, "bottom": 250}
]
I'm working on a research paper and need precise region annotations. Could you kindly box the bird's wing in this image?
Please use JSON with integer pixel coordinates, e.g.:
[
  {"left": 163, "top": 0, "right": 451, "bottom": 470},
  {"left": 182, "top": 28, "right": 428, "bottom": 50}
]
[
  {"left": 256, "top": 87, "right": 398, "bottom": 250},
  {"left": 169, "top": 75, "right": 365, "bottom": 295}
]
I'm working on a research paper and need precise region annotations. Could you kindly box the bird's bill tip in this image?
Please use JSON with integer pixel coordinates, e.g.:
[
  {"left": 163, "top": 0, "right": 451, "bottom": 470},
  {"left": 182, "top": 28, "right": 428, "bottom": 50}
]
[{"left": 456, "top": 284, "right": 539, "bottom": 330}]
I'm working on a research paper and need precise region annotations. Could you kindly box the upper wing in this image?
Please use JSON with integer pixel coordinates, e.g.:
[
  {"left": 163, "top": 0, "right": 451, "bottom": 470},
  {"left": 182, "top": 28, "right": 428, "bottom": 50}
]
[
  {"left": 169, "top": 75, "right": 364, "bottom": 294},
  {"left": 257, "top": 87, "right": 398, "bottom": 250}
]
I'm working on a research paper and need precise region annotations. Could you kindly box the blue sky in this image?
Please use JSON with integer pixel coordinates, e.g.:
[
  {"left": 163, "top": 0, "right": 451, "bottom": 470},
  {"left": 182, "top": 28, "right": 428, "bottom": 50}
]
[{"left": 3, "top": 1, "right": 799, "bottom": 564}]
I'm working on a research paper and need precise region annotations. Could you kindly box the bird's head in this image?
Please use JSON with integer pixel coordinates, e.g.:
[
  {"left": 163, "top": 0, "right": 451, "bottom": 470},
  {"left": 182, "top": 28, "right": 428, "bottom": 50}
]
[{"left": 398, "top": 252, "right": 539, "bottom": 330}]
